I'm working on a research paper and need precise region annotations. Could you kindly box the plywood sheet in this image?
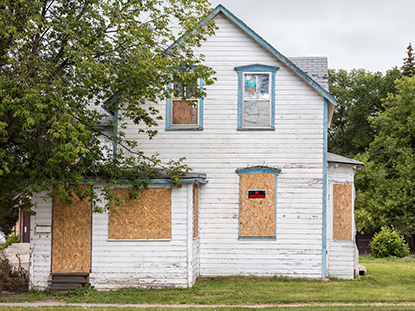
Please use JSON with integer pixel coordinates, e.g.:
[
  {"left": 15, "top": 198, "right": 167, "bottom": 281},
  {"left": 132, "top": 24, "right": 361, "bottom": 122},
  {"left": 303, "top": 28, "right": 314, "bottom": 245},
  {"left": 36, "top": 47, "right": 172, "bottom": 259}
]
[
  {"left": 333, "top": 184, "right": 353, "bottom": 240},
  {"left": 240, "top": 174, "right": 275, "bottom": 237},
  {"left": 52, "top": 187, "right": 91, "bottom": 273},
  {"left": 172, "top": 100, "right": 197, "bottom": 125},
  {"left": 109, "top": 188, "right": 172, "bottom": 239},
  {"left": 193, "top": 185, "right": 199, "bottom": 238}
]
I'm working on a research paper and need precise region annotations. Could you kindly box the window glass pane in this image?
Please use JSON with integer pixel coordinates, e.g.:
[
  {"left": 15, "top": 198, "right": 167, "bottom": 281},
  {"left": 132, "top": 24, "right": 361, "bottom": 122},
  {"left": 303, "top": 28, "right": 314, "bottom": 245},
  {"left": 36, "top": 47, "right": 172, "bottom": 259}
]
[
  {"left": 244, "top": 74, "right": 269, "bottom": 100},
  {"left": 243, "top": 100, "right": 270, "bottom": 127},
  {"left": 173, "top": 81, "right": 184, "bottom": 98},
  {"left": 173, "top": 77, "right": 198, "bottom": 99},
  {"left": 172, "top": 100, "right": 198, "bottom": 125}
]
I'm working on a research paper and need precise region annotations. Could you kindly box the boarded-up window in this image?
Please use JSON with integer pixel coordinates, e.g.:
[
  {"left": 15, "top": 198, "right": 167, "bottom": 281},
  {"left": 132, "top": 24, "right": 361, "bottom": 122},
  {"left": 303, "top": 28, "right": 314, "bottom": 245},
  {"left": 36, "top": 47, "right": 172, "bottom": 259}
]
[
  {"left": 108, "top": 188, "right": 172, "bottom": 239},
  {"left": 239, "top": 174, "right": 276, "bottom": 238},
  {"left": 171, "top": 78, "right": 199, "bottom": 126},
  {"left": 172, "top": 100, "right": 198, "bottom": 125},
  {"left": 193, "top": 184, "right": 199, "bottom": 238},
  {"left": 333, "top": 184, "right": 353, "bottom": 240}
]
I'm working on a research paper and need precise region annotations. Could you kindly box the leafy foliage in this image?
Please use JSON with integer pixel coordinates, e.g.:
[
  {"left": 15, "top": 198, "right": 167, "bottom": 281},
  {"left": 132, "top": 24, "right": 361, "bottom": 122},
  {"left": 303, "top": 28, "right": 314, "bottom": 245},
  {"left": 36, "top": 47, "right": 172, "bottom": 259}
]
[
  {"left": 0, "top": 0, "right": 216, "bottom": 230},
  {"left": 0, "top": 234, "right": 18, "bottom": 251},
  {"left": 370, "top": 226, "right": 410, "bottom": 258},
  {"left": 355, "top": 76, "right": 415, "bottom": 235},
  {"left": 328, "top": 68, "right": 400, "bottom": 156}
]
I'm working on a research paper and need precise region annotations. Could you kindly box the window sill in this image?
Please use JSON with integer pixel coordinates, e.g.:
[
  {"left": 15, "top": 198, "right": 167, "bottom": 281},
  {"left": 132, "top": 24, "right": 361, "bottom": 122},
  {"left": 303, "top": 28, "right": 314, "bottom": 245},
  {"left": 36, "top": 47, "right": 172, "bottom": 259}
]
[
  {"left": 166, "top": 127, "right": 203, "bottom": 131},
  {"left": 107, "top": 239, "right": 171, "bottom": 242},
  {"left": 237, "top": 127, "right": 275, "bottom": 131},
  {"left": 239, "top": 237, "right": 276, "bottom": 240}
]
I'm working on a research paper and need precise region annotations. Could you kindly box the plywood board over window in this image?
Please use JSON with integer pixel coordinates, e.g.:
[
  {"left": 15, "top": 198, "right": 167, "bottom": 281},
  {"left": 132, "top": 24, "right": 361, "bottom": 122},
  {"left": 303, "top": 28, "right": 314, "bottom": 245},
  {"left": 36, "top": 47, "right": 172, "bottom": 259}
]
[
  {"left": 333, "top": 184, "right": 353, "bottom": 240},
  {"left": 240, "top": 174, "right": 275, "bottom": 238},
  {"left": 52, "top": 186, "right": 91, "bottom": 273},
  {"left": 109, "top": 188, "right": 172, "bottom": 239},
  {"left": 172, "top": 100, "right": 198, "bottom": 125}
]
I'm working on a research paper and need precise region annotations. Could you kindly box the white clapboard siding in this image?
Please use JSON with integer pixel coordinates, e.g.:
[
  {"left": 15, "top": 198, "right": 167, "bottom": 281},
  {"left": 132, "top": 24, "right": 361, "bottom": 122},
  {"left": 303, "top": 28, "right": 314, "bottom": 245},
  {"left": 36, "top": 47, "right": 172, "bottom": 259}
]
[
  {"left": 122, "top": 12, "right": 326, "bottom": 279},
  {"left": 30, "top": 193, "right": 52, "bottom": 290},
  {"left": 326, "top": 163, "right": 360, "bottom": 279},
  {"left": 327, "top": 240, "right": 356, "bottom": 279},
  {"left": 192, "top": 237, "right": 200, "bottom": 284},
  {"left": 90, "top": 185, "right": 191, "bottom": 290}
]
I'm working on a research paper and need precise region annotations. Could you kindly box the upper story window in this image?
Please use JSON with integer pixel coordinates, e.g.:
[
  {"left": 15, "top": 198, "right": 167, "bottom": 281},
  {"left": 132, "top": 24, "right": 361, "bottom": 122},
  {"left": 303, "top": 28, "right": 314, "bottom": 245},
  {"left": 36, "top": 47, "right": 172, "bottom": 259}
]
[
  {"left": 235, "top": 64, "right": 279, "bottom": 130},
  {"left": 166, "top": 76, "right": 204, "bottom": 131}
]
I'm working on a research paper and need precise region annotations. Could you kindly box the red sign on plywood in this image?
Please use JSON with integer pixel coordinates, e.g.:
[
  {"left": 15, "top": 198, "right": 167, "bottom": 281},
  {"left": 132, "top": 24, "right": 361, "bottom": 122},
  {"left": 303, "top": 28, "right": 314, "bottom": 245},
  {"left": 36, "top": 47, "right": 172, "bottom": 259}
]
[{"left": 248, "top": 190, "right": 266, "bottom": 199}]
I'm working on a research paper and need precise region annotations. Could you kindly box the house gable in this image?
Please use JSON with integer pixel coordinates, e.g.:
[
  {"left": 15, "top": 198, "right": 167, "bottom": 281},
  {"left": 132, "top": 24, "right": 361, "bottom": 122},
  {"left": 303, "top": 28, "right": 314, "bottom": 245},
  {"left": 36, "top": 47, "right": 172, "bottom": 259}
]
[{"left": 200, "top": 5, "right": 336, "bottom": 125}]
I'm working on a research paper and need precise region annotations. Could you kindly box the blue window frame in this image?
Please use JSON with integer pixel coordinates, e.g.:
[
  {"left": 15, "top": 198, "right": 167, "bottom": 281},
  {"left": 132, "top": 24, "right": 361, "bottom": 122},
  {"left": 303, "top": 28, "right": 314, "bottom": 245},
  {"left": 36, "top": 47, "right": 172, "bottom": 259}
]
[
  {"left": 166, "top": 77, "right": 204, "bottom": 131},
  {"left": 234, "top": 64, "right": 279, "bottom": 130}
]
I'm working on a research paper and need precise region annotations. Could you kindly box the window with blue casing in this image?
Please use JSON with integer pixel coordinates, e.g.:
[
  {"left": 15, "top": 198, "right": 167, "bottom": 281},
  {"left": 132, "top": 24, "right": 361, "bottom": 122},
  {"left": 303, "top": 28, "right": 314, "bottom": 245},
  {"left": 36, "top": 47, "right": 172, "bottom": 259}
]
[
  {"left": 234, "top": 64, "right": 279, "bottom": 130},
  {"left": 166, "top": 76, "right": 204, "bottom": 130}
]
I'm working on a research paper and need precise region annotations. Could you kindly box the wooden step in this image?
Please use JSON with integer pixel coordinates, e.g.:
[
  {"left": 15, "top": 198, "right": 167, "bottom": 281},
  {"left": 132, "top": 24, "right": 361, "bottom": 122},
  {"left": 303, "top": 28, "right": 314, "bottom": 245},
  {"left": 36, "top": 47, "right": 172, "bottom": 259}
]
[{"left": 49, "top": 273, "right": 90, "bottom": 292}]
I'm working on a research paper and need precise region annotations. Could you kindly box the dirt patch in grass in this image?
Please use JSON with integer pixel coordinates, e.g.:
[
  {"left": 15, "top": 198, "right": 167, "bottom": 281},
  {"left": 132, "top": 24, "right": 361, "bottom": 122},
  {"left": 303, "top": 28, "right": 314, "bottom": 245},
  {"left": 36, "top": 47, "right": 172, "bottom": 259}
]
[{"left": 397, "top": 256, "right": 415, "bottom": 262}]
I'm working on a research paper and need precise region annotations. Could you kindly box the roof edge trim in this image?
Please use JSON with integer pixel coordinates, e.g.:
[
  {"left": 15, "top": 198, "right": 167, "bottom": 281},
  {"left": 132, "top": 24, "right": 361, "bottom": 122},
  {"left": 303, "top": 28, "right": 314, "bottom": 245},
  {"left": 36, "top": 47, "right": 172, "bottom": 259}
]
[{"left": 203, "top": 5, "right": 337, "bottom": 106}]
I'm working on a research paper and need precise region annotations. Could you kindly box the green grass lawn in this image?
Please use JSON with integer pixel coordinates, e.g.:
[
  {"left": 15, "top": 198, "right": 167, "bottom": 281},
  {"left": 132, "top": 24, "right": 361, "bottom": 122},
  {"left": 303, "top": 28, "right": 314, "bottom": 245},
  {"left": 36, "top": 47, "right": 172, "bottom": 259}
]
[{"left": 1, "top": 256, "right": 415, "bottom": 306}]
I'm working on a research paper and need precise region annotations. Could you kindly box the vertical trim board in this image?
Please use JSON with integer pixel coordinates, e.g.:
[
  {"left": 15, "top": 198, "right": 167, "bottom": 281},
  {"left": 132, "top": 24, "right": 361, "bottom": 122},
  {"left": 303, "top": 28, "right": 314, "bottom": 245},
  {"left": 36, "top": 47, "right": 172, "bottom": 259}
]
[{"left": 322, "top": 98, "right": 328, "bottom": 278}]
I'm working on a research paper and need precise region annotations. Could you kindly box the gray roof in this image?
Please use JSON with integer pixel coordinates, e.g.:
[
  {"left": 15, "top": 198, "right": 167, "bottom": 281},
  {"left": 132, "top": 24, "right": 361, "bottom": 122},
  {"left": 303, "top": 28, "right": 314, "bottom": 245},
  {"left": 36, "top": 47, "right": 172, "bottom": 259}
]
[
  {"left": 327, "top": 152, "right": 364, "bottom": 166},
  {"left": 289, "top": 57, "right": 329, "bottom": 92}
]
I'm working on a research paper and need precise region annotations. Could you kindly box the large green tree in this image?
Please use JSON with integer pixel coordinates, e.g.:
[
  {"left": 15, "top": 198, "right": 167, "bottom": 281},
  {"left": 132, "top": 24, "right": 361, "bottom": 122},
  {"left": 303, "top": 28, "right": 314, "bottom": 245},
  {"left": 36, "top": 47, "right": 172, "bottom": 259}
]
[
  {"left": 328, "top": 68, "right": 400, "bottom": 156},
  {"left": 355, "top": 76, "right": 415, "bottom": 235},
  {"left": 402, "top": 43, "right": 415, "bottom": 77},
  {"left": 0, "top": 0, "right": 216, "bottom": 234}
]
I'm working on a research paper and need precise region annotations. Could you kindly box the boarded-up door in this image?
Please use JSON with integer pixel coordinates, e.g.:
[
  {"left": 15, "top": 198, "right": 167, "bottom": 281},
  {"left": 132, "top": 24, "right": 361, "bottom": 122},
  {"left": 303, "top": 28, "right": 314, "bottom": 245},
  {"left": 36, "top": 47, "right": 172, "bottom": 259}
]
[
  {"left": 52, "top": 190, "right": 91, "bottom": 273},
  {"left": 239, "top": 174, "right": 276, "bottom": 238}
]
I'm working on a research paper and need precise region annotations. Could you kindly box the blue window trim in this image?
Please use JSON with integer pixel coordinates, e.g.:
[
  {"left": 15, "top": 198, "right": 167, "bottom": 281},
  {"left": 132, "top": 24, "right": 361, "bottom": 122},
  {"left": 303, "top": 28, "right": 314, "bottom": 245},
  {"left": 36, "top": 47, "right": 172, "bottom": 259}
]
[
  {"left": 322, "top": 98, "right": 328, "bottom": 278},
  {"left": 236, "top": 166, "right": 281, "bottom": 240},
  {"left": 166, "top": 77, "right": 204, "bottom": 131},
  {"left": 81, "top": 178, "right": 208, "bottom": 184},
  {"left": 234, "top": 64, "right": 279, "bottom": 131},
  {"left": 101, "top": 93, "right": 119, "bottom": 160}
]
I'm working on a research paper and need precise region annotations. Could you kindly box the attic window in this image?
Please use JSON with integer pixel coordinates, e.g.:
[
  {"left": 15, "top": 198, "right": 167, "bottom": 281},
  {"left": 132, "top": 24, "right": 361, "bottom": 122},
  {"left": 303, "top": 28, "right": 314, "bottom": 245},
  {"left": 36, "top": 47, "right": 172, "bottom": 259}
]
[
  {"left": 166, "top": 76, "right": 204, "bottom": 130},
  {"left": 235, "top": 64, "right": 279, "bottom": 130},
  {"left": 172, "top": 78, "right": 198, "bottom": 126},
  {"left": 243, "top": 73, "right": 271, "bottom": 127}
]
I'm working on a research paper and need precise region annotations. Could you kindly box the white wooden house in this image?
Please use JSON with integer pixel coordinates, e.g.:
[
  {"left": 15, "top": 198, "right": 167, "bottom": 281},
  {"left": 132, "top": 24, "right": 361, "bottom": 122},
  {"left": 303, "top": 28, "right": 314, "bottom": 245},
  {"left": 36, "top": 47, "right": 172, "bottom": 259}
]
[{"left": 29, "top": 5, "right": 363, "bottom": 291}]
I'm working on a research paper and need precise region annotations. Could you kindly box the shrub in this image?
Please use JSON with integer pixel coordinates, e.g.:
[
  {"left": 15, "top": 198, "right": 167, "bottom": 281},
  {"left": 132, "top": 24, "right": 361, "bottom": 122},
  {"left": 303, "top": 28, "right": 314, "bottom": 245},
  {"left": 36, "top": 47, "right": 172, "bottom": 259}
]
[
  {"left": 0, "top": 251, "right": 28, "bottom": 292},
  {"left": 0, "top": 234, "right": 18, "bottom": 251},
  {"left": 370, "top": 226, "right": 410, "bottom": 258}
]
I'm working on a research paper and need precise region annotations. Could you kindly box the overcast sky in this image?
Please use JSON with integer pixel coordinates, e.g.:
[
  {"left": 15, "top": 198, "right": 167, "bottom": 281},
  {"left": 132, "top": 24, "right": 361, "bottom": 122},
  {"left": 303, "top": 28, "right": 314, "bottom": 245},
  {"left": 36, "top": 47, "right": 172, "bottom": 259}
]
[{"left": 208, "top": 0, "right": 414, "bottom": 73}]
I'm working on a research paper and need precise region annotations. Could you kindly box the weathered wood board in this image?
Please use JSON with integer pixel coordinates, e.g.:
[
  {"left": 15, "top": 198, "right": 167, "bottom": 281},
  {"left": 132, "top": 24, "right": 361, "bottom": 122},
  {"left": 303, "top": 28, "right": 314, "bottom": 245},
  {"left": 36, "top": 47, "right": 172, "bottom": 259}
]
[
  {"left": 52, "top": 188, "right": 91, "bottom": 273},
  {"left": 172, "top": 100, "right": 198, "bottom": 125},
  {"left": 109, "top": 188, "right": 172, "bottom": 239},
  {"left": 333, "top": 184, "right": 352, "bottom": 240},
  {"left": 240, "top": 174, "right": 275, "bottom": 237}
]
